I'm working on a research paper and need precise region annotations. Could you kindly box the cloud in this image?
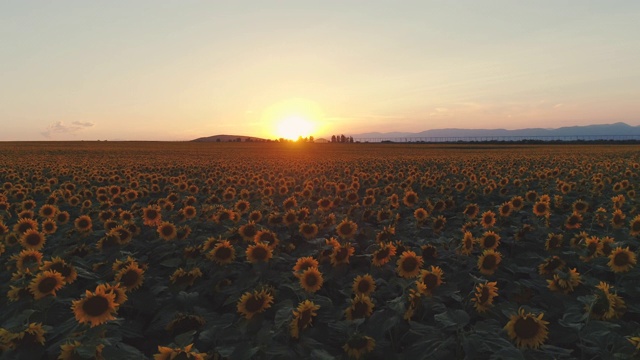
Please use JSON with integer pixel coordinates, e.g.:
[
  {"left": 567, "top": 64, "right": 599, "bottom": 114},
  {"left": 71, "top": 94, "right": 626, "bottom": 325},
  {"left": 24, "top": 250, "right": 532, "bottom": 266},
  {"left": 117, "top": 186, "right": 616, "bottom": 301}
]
[{"left": 42, "top": 121, "right": 94, "bottom": 138}]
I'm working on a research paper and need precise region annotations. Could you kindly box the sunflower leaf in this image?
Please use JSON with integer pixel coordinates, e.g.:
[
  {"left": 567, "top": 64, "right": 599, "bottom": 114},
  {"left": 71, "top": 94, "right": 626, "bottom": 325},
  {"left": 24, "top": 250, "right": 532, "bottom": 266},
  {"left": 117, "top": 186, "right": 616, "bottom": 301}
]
[{"left": 434, "top": 309, "right": 469, "bottom": 331}]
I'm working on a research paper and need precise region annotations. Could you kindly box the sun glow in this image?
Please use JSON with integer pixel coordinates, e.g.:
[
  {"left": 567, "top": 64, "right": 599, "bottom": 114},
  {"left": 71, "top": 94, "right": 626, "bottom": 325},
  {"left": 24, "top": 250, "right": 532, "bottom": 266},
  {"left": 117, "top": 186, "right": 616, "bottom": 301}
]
[
  {"left": 262, "top": 98, "right": 324, "bottom": 140},
  {"left": 275, "top": 116, "right": 315, "bottom": 140}
]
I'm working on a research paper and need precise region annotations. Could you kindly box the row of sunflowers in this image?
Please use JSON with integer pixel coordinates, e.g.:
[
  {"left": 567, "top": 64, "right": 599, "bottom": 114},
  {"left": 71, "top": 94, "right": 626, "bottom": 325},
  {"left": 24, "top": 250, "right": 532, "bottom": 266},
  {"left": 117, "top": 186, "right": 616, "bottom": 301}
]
[{"left": 0, "top": 142, "right": 639, "bottom": 359}]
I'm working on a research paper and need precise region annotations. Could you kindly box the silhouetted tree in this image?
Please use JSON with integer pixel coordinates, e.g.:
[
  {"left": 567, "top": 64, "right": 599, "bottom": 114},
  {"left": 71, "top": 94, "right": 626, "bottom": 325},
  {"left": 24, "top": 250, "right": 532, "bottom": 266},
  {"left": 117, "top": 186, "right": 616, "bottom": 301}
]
[
  {"left": 340, "top": 134, "right": 346, "bottom": 143},
  {"left": 309, "top": 136, "right": 314, "bottom": 143},
  {"left": 331, "top": 135, "right": 337, "bottom": 143}
]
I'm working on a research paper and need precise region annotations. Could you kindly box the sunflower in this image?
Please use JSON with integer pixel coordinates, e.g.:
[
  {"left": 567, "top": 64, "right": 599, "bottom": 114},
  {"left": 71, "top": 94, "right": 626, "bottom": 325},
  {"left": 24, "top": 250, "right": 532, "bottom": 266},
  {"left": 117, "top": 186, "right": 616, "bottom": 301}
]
[
  {"left": 234, "top": 200, "right": 250, "bottom": 214},
  {"left": 56, "top": 211, "right": 70, "bottom": 224},
  {"left": 480, "top": 211, "right": 496, "bottom": 228},
  {"left": 292, "top": 256, "right": 319, "bottom": 273},
  {"left": 37, "top": 204, "right": 58, "bottom": 219},
  {"left": 297, "top": 267, "right": 323, "bottom": 293},
  {"left": 345, "top": 294, "right": 375, "bottom": 320},
  {"left": 372, "top": 242, "right": 397, "bottom": 267},
  {"left": 607, "top": 246, "right": 637, "bottom": 273},
  {"left": 208, "top": 240, "right": 236, "bottom": 265},
  {"left": 611, "top": 209, "right": 626, "bottom": 228},
  {"left": 299, "top": 223, "right": 319, "bottom": 240},
  {"left": 108, "top": 226, "right": 132, "bottom": 245},
  {"left": 156, "top": 221, "right": 177, "bottom": 241},
  {"left": 479, "top": 231, "right": 500, "bottom": 250},
  {"left": 477, "top": 249, "right": 502, "bottom": 275},
  {"left": 396, "top": 250, "right": 423, "bottom": 278},
  {"left": 336, "top": 219, "right": 358, "bottom": 240},
  {"left": 74, "top": 215, "right": 93, "bottom": 233},
  {"left": 581, "top": 236, "right": 602, "bottom": 261},
  {"left": 545, "top": 233, "right": 563, "bottom": 251},
  {"left": 330, "top": 243, "right": 355, "bottom": 266},
  {"left": 58, "top": 341, "right": 105, "bottom": 360},
  {"left": 375, "top": 226, "right": 395, "bottom": 243},
  {"left": 463, "top": 203, "right": 480, "bottom": 218},
  {"left": 343, "top": 335, "right": 375, "bottom": 359},
  {"left": 547, "top": 268, "right": 581, "bottom": 294},
  {"left": 72, "top": 284, "right": 119, "bottom": 327},
  {"left": 19, "top": 229, "right": 46, "bottom": 250},
  {"left": 504, "top": 308, "right": 549, "bottom": 349},
  {"left": 13, "top": 249, "right": 43, "bottom": 273},
  {"left": 628, "top": 215, "right": 640, "bottom": 237},
  {"left": 246, "top": 243, "right": 273, "bottom": 263},
  {"left": 413, "top": 208, "right": 429, "bottom": 223},
  {"left": 588, "top": 282, "right": 626, "bottom": 320},
  {"left": 41, "top": 219, "right": 57, "bottom": 235},
  {"left": 532, "top": 201, "right": 549, "bottom": 217},
  {"left": 14, "top": 217, "right": 38, "bottom": 234},
  {"left": 248, "top": 210, "right": 263, "bottom": 223},
  {"left": 417, "top": 266, "right": 444, "bottom": 296},
  {"left": 510, "top": 196, "right": 524, "bottom": 211},
  {"left": 253, "top": 230, "right": 279, "bottom": 249},
  {"left": 103, "top": 283, "right": 128, "bottom": 305},
  {"left": 402, "top": 190, "right": 419, "bottom": 207},
  {"left": 236, "top": 289, "right": 274, "bottom": 319},
  {"left": 290, "top": 300, "right": 320, "bottom": 339},
  {"left": 472, "top": 281, "right": 498, "bottom": 313},
  {"left": 29, "top": 270, "right": 65, "bottom": 300},
  {"left": 499, "top": 202, "right": 513, "bottom": 217},
  {"left": 8, "top": 322, "right": 46, "bottom": 348},
  {"left": 572, "top": 199, "right": 589, "bottom": 213},
  {"left": 114, "top": 263, "right": 145, "bottom": 291},
  {"left": 143, "top": 205, "right": 162, "bottom": 226},
  {"left": 352, "top": 274, "right": 376, "bottom": 296},
  {"left": 154, "top": 344, "right": 205, "bottom": 360},
  {"left": 564, "top": 212, "right": 582, "bottom": 230},
  {"left": 538, "top": 256, "right": 565, "bottom": 276},
  {"left": 169, "top": 268, "right": 203, "bottom": 287},
  {"left": 432, "top": 215, "right": 447, "bottom": 233},
  {"left": 238, "top": 222, "right": 259, "bottom": 241},
  {"left": 459, "top": 231, "right": 475, "bottom": 255}
]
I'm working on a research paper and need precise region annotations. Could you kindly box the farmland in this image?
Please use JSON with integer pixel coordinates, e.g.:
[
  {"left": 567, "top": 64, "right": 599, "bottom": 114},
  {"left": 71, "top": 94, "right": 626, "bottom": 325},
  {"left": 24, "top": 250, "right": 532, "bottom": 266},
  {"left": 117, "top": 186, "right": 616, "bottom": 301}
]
[{"left": 1, "top": 141, "right": 639, "bottom": 359}]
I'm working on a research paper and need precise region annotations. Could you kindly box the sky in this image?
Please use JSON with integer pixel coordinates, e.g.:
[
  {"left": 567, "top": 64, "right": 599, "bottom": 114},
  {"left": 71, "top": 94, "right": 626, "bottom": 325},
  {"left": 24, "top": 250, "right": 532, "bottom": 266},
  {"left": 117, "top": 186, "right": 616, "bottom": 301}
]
[{"left": 1, "top": 1, "right": 640, "bottom": 141}]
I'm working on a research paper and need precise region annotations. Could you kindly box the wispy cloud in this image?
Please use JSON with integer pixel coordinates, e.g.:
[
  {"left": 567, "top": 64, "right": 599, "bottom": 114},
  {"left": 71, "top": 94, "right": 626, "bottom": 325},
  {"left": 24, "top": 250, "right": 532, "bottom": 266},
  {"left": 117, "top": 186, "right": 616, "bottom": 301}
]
[{"left": 42, "top": 121, "right": 94, "bottom": 138}]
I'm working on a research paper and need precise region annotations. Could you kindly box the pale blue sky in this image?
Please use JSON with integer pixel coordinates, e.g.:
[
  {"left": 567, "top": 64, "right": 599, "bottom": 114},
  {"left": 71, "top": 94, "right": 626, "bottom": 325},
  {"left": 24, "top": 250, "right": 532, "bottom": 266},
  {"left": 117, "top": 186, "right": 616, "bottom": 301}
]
[{"left": 1, "top": 1, "right": 639, "bottom": 140}]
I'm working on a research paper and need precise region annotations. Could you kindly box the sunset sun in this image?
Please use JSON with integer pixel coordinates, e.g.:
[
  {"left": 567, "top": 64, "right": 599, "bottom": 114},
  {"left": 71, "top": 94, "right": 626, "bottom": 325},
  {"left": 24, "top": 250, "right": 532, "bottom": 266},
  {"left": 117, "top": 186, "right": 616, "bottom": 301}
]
[{"left": 275, "top": 116, "right": 315, "bottom": 140}]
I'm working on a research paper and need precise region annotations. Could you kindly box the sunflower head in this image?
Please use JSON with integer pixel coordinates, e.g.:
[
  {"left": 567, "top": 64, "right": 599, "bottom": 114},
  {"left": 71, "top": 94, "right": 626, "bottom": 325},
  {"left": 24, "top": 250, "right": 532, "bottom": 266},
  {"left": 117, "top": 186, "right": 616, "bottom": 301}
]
[
  {"left": 352, "top": 274, "right": 376, "bottom": 296},
  {"left": 472, "top": 281, "right": 498, "bottom": 313},
  {"left": 72, "top": 284, "right": 119, "bottom": 327},
  {"left": 396, "top": 250, "right": 423, "bottom": 278},
  {"left": 29, "top": 270, "right": 65, "bottom": 300},
  {"left": 343, "top": 335, "right": 375, "bottom": 359},
  {"left": 607, "top": 246, "right": 637, "bottom": 273},
  {"left": 236, "top": 289, "right": 274, "bottom": 319},
  {"left": 345, "top": 294, "right": 375, "bottom": 320},
  {"left": 504, "top": 308, "right": 549, "bottom": 349},
  {"left": 297, "top": 267, "right": 324, "bottom": 293}
]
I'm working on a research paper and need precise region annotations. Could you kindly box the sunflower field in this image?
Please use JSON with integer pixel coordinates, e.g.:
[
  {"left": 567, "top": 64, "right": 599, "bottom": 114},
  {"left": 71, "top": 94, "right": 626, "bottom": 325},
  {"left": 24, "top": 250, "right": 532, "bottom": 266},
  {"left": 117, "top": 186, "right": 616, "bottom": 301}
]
[{"left": 1, "top": 141, "right": 639, "bottom": 359}]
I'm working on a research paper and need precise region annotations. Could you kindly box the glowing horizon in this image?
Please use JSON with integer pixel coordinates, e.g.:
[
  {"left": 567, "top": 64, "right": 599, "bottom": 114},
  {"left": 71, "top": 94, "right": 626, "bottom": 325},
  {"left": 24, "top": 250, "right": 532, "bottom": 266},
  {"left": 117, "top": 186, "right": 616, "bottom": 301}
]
[{"left": 1, "top": 1, "right": 639, "bottom": 141}]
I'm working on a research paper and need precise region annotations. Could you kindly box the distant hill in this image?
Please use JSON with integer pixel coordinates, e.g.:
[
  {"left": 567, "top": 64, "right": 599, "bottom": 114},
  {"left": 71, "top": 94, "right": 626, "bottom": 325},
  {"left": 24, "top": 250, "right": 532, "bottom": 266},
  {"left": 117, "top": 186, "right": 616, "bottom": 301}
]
[
  {"left": 351, "top": 122, "right": 640, "bottom": 139},
  {"left": 192, "top": 135, "right": 268, "bottom": 142}
]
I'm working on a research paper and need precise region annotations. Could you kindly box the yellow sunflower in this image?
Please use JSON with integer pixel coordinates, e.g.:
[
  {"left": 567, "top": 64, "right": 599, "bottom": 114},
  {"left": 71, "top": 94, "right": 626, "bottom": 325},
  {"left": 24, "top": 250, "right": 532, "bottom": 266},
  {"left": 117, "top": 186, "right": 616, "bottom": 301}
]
[
  {"left": 246, "top": 243, "right": 273, "bottom": 263},
  {"left": 58, "top": 341, "right": 105, "bottom": 360},
  {"left": 299, "top": 223, "right": 319, "bottom": 240},
  {"left": 236, "top": 289, "right": 274, "bottom": 319},
  {"left": 630, "top": 215, "right": 640, "bottom": 236},
  {"left": 538, "top": 256, "right": 565, "bottom": 276},
  {"left": 607, "top": 246, "right": 637, "bottom": 273},
  {"left": 114, "top": 263, "right": 145, "bottom": 291},
  {"left": 238, "top": 221, "right": 259, "bottom": 241},
  {"left": 289, "top": 300, "right": 320, "bottom": 339},
  {"left": 336, "top": 219, "right": 358, "bottom": 240},
  {"left": 330, "top": 243, "right": 355, "bottom": 266},
  {"left": 547, "top": 268, "right": 581, "bottom": 294},
  {"left": 417, "top": 266, "right": 444, "bottom": 296},
  {"left": 169, "top": 268, "right": 203, "bottom": 287},
  {"left": 345, "top": 294, "right": 375, "bottom": 320},
  {"left": 74, "top": 215, "right": 93, "bottom": 233},
  {"left": 156, "top": 221, "right": 177, "bottom": 241},
  {"left": 297, "top": 267, "right": 323, "bottom": 293},
  {"left": 343, "top": 335, "right": 375, "bottom": 359},
  {"left": 19, "top": 229, "right": 46, "bottom": 250},
  {"left": 352, "top": 274, "right": 376, "bottom": 296},
  {"left": 208, "top": 240, "right": 236, "bottom": 265},
  {"left": 545, "top": 233, "right": 563, "bottom": 251},
  {"left": 253, "top": 230, "right": 279, "bottom": 249},
  {"left": 8, "top": 322, "right": 46, "bottom": 348},
  {"left": 396, "top": 250, "right": 423, "bottom": 278},
  {"left": 371, "top": 242, "right": 396, "bottom": 266},
  {"left": 480, "top": 211, "right": 496, "bottom": 228},
  {"left": 479, "top": 231, "right": 500, "bottom": 250},
  {"left": 459, "top": 231, "right": 475, "bottom": 255},
  {"left": 463, "top": 203, "right": 480, "bottom": 218},
  {"left": 292, "top": 256, "right": 319, "bottom": 273},
  {"left": 72, "top": 284, "right": 119, "bottom": 327},
  {"left": 154, "top": 344, "right": 205, "bottom": 360},
  {"left": 477, "top": 249, "right": 502, "bottom": 275},
  {"left": 29, "top": 270, "right": 65, "bottom": 300},
  {"left": 472, "top": 281, "right": 498, "bottom": 313},
  {"left": 41, "top": 219, "right": 58, "bottom": 235},
  {"left": 504, "top": 308, "right": 549, "bottom": 349}
]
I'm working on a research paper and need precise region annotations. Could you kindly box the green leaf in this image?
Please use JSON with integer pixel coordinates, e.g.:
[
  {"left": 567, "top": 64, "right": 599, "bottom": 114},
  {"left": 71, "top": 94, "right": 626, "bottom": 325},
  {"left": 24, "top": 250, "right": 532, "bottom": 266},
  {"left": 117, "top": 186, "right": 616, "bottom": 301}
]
[
  {"left": 174, "top": 330, "right": 197, "bottom": 347},
  {"left": 310, "top": 349, "right": 335, "bottom": 360},
  {"left": 434, "top": 309, "right": 469, "bottom": 331}
]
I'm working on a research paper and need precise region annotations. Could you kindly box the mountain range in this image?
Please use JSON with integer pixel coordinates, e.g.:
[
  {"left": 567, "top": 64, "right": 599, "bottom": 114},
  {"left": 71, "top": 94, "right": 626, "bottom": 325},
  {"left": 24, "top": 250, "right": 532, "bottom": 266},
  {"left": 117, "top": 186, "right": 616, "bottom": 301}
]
[{"left": 347, "top": 122, "right": 640, "bottom": 139}]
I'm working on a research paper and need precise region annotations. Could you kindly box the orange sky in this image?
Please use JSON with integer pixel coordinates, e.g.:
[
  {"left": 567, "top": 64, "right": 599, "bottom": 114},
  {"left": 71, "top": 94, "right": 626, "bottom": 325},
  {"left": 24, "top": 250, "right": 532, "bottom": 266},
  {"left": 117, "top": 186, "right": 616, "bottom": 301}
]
[{"left": 1, "top": 1, "right": 639, "bottom": 140}]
